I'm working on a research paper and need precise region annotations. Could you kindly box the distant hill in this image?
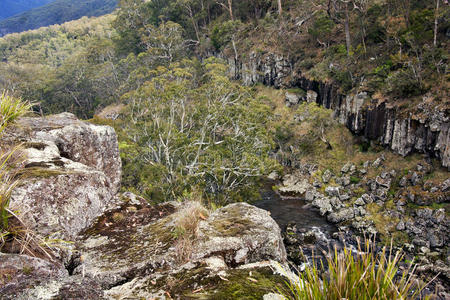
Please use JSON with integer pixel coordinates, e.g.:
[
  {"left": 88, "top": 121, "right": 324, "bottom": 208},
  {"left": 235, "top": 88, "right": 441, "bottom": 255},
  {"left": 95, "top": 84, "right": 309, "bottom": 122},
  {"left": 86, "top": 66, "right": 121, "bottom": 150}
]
[
  {"left": 0, "top": 0, "right": 118, "bottom": 37},
  {"left": 0, "top": 0, "right": 54, "bottom": 21}
]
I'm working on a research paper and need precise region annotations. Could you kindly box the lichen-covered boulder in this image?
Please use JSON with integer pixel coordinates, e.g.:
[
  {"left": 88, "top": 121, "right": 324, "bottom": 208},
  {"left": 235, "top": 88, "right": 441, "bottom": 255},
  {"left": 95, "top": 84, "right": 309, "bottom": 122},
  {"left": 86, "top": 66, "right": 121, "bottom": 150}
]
[
  {"left": 11, "top": 112, "right": 121, "bottom": 192},
  {"left": 7, "top": 113, "right": 122, "bottom": 240},
  {"left": 191, "top": 203, "right": 286, "bottom": 265},
  {"left": 73, "top": 202, "right": 178, "bottom": 288},
  {"left": 0, "top": 253, "right": 67, "bottom": 299}
]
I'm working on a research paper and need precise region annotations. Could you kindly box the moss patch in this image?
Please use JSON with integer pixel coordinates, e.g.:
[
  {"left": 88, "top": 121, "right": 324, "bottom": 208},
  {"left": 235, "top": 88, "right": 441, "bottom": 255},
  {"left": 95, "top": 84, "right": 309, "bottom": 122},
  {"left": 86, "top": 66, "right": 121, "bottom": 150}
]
[
  {"left": 150, "top": 264, "right": 287, "bottom": 299},
  {"left": 16, "top": 167, "right": 70, "bottom": 179}
]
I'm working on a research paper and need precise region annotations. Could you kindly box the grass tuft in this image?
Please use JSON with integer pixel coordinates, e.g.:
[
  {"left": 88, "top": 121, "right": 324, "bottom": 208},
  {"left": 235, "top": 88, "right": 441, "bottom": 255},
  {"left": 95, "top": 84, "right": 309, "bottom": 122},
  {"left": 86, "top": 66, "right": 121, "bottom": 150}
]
[{"left": 280, "top": 238, "right": 433, "bottom": 300}]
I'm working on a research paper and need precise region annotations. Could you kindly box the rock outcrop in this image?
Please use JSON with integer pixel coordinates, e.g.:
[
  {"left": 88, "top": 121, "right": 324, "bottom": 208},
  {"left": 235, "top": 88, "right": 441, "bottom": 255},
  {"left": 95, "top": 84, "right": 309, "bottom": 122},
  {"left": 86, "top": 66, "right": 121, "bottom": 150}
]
[
  {"left": 6, "top": 113, "right": 122, "bottom": 240},
  {"left": 226, "top": 51, "right": 450, "bottom": 168}
]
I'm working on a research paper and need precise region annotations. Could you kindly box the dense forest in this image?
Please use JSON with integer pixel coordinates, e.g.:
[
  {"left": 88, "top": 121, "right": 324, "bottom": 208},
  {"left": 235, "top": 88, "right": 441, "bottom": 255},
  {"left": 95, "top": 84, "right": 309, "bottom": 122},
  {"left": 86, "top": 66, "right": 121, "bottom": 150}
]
[{"left": 0, "top": 0, "right": 118, "bottom": 36}]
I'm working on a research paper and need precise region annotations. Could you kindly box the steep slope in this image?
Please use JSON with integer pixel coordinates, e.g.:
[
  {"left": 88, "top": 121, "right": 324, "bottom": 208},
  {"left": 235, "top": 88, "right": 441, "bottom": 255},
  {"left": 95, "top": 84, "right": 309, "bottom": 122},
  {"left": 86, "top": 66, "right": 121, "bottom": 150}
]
[
  {"left": 0, "top": 0, "right": 118, "bottom": 36},
  {"left": 0, "top": 0, "right": 54, "bottom": 21}
]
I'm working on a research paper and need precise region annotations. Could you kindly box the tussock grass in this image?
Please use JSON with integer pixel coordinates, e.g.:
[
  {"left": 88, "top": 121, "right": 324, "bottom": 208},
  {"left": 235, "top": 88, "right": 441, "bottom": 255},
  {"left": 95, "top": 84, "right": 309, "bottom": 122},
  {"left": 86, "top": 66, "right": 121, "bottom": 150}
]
[
  {"left": 280, "top": 239, "right": 433, "bottom": 300},
  {"left": 0, "top": 91, "right": 34, "bottom": 135},
  {"left": 0, "top": 91, "right": 44, "bottom": 256},
  {"left": 173, "top": 199, "right": 209, "bottom": 263}
]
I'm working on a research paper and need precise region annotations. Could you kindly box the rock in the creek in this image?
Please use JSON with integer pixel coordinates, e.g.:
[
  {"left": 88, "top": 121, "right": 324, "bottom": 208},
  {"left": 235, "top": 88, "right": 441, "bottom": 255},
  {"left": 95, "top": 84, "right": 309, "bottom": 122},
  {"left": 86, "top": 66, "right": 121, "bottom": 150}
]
[
  {"left": 312, "top": 197, "right": 333, "bottom": 215},
  {"left": 327, "top": 208, "right": 355, "bottom": 223}
]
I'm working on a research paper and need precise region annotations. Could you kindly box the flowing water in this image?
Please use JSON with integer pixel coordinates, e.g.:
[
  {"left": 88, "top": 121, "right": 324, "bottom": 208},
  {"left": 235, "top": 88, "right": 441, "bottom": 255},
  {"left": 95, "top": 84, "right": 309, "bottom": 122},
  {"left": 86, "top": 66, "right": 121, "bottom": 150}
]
[{"left": 256, "top": 182, "right": 337, "bottom": 237}]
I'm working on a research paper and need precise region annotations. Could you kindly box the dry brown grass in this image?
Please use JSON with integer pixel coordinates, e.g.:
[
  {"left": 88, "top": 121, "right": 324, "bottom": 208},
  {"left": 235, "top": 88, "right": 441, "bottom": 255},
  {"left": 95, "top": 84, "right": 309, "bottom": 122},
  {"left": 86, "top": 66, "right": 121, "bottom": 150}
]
[{"left": 173, "top": 200, "right": 209, "bottom": 263}]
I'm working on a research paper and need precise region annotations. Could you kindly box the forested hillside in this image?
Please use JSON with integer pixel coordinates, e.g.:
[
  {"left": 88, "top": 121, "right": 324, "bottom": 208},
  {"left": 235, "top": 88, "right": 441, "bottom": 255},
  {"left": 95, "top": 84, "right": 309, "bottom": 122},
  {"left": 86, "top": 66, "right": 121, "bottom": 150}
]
[
  {"left": 0, "top": 0, "right": 54, "bottom": 21},
  {"left": 0, "top": 0, "right": 118, "bottom": 36}
]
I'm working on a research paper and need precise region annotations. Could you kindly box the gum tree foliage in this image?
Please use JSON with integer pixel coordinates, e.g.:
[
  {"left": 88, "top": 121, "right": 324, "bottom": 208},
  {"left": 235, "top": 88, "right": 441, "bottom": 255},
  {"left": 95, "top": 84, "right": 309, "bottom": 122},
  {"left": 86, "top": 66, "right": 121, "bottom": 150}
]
[{"left": 120, "top": 58, "right": 277, "bottom": 202}]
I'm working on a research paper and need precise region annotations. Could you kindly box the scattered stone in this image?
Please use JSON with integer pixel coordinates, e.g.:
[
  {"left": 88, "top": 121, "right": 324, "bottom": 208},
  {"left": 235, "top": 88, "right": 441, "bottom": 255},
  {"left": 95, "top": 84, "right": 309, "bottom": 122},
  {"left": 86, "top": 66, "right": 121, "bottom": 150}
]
[
  {"left": 285, "top": 91, "right": 303, "bottom": 106},
  {"left": 327, "top": 208, "right": 355, "bottom": 223},
  {"left": 420, "top": 246, "right": 431, "bottom": 254},
  {"left": 354, "top": 198, "right": 365, "bottom": 206},
  {"left": 306, "top": 90, "right": 318, "bottom": 103},
  {"left": 363, "top": 161, "right": 370, "bottom": 169},
  {"left": 396, "top": 221, "right": 405, "bottom": 231},
  {"left": 268, "top": 171, "right": 280, "bottom": 181},
  {"left": 341, "top": 162, "right": 352, "bottom": 173},
  {"left": 441, "top": 178, "right": 450, "bottom": 192},
  {"left": 322, "top": 170, "right": 332, "bottom": 183},
  {"left": 372, "top": 157, "right": 383, "bottom": 168},
  {"left": 399, "top": 176, "right": 408, "bottom": 187},
  {"left": 340, "top": 194, "right": 351, "bottom": 201},
  {"left": 312, "top": 180, "right": 322, "bottom": 188},
  {"left": 361, "top": 194, "right": 373, "bottom": 204},
  {"left": 325, "top": 186, "right": 340, "bottom": 197},
  {"left": 389, "top": 170, "right": 397, "bottom": 178},
  {"left": 312, "top": 197, "right": 333, "bottom": 216},
  {"left": 410, "top": 172, "right": 420, "bottom": 186}
]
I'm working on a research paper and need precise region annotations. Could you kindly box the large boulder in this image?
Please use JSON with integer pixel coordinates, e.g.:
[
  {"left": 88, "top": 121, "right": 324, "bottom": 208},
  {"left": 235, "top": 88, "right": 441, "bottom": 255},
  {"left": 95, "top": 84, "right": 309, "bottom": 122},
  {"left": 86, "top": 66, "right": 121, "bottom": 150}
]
[
  {"left": 191, "top": 203, "right": 287, "bottom": 265},
  {"left": 7, "top": 113, "right": 122, "bottom": 240}
]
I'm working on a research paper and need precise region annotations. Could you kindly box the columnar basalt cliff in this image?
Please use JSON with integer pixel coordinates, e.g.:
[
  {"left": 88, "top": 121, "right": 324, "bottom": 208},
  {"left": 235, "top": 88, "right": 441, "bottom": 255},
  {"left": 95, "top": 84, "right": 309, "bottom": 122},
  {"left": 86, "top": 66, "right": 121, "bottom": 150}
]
[{"left": 225, "top": 52, "right": 450, "bottom": 169}]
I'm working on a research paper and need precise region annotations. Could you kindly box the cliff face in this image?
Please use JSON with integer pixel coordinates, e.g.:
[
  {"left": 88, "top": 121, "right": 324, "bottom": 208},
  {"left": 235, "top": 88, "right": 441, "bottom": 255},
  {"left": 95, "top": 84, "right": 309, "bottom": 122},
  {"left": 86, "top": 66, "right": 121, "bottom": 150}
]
[{"left": 225, "top": 53, "right": 450, "bottom": 169}]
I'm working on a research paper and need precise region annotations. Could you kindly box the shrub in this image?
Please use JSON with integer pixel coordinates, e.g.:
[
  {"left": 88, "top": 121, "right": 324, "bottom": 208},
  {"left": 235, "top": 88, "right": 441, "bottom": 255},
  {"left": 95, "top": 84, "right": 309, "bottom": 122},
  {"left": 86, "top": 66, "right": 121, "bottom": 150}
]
[
  {"left": 280, "top": 239, "right": 432, "bottom": 300},
  {"left": 386, "top": 68, "right": 426, "bottom": 98}
]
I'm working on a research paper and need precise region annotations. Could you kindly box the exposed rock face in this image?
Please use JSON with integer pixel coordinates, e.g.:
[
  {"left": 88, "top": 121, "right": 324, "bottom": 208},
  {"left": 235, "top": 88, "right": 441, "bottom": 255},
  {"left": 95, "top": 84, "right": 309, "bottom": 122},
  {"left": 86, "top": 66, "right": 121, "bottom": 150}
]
[
  {"left": 226, "top": 52, "right": 450, "bottom": 168},
  {"left": 8, "top": 113, "right": 122, "bottom": 240},
  {"left": 73, "top": 201, "right": 178, "bottom": 289},
  {"left": 192, "top": 203, "right": 287, "bottom": 265}
]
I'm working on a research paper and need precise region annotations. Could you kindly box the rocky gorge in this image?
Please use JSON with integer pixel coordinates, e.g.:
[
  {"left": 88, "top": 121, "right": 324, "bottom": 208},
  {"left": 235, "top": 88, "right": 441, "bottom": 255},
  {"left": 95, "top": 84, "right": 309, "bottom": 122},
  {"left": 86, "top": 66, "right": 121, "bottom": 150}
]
[{"left": 224, "top": 52, "right": 450, "bottom": 169}]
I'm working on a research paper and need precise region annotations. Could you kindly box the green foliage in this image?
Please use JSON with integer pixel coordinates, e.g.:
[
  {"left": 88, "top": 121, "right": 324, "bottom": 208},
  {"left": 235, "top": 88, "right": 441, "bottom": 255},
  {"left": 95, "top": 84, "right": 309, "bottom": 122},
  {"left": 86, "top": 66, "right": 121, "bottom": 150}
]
[
  {"left": 211, "top": 20, "right": 241, "bottom": 50},
  {"left": 119, "top": 58, "right": 278, "bottom": 203},
  {"left": 280, "top": 240, "right": 431, "bottom": 300},
  {"left": 386, "top": 68, "right": 425, "bottom": 98},
  {"left": 308, "top": 12, "right": 334, "bottom": 41}
]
